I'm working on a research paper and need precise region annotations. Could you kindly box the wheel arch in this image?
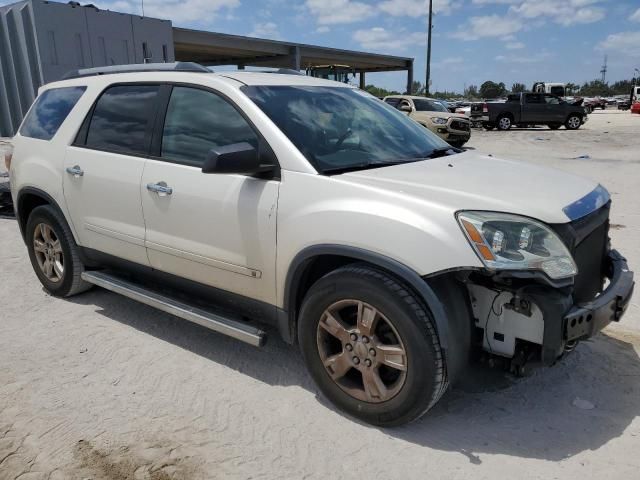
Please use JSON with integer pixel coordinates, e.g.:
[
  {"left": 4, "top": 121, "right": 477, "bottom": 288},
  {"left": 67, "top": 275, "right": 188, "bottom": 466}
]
[
  {"left": 16, "top": 187, "right": 74, "bottom": 244},
  {"left": 282, "top": 244, "right": 450, "bottom": 354}
]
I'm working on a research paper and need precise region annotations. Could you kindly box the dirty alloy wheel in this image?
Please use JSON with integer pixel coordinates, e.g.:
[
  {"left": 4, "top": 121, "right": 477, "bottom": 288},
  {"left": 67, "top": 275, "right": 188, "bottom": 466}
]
[
  {"left": 26, "top": 205, "right": 92, "bottom": 297},
  {"left": 497, "top": 115, "right": 512, "bottom": 130},
  {"left": 565, "top": 114, "right": 582, "bottom": 130},
  {"left": 298, "top": 264, "right": 447, "bottom": 427}
]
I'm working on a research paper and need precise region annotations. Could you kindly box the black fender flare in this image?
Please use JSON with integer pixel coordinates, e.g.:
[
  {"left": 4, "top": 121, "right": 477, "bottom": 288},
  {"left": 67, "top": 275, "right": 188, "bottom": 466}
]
[{"left": 282, "top": 244, "right": 450, "bottom": 353}]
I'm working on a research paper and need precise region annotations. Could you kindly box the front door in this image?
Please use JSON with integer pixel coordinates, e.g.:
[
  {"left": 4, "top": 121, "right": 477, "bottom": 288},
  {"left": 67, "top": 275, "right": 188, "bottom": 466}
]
[
  {"left": 522, "top": 93, "right": 546, "bottom": 123},
  {"left": 140, "top": 85, "right": 279, "bottom": 304},
  {"left": 64, "top": 84, "right": 160, "bottom": 266}
]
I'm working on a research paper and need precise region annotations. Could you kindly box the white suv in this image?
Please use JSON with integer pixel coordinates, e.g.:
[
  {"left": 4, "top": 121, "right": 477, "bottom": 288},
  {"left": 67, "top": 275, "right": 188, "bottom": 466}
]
[{"left": 8, "top": 63, "right": 634, "bottom": 426}]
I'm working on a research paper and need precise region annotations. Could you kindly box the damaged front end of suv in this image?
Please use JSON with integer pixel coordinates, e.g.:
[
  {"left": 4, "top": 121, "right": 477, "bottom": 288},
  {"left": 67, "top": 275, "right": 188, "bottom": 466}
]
[{"left": 442, "top": 186, "right": 634, "bottom": 374}]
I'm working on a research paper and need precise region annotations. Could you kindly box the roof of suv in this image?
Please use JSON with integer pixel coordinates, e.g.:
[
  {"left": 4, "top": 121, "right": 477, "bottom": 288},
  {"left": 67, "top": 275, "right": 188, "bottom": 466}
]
[{"left": 43, "top": 70, "right": 353, "bottom": 91}]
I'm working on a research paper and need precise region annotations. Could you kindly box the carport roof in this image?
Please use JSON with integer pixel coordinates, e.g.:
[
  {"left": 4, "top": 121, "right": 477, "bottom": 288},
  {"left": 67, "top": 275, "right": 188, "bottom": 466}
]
[{"left": 172, "top": 27, "right": 413, "bottom": 73}]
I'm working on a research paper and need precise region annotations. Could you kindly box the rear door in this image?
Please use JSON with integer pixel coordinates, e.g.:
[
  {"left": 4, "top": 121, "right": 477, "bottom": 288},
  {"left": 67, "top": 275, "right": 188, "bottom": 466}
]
[
  {"left": 64, "top": 84, "right": 160, "bottom": 265},
  {"left": 140, "top": 84, "right": 279, "bottom": 304},
  {"left": 543, "top": 94, "right": 565, "bottom": 123},
  {"left": 522, "top": 93, "right": 545, "bottom": 123}
]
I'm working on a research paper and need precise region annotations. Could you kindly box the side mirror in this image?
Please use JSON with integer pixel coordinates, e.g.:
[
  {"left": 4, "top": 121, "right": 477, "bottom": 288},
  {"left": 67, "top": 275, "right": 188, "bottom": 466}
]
[
  {"left": 399, "top": 104, "right": 412, "bottom": 112},
  {"left": 201, "top": 142, "right": 273, "bottom": 175}
]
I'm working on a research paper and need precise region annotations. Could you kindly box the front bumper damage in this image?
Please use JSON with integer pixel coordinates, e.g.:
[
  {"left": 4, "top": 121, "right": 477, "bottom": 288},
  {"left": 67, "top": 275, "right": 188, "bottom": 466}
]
[{"left": 468, "top": 250, "right": 634, "bottom": 367}]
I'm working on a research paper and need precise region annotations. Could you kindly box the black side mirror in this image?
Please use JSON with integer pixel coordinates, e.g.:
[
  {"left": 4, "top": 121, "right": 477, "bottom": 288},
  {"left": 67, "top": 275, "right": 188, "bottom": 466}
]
[{"left": 201, "top": 142, "right": 274, "bottom": 176}]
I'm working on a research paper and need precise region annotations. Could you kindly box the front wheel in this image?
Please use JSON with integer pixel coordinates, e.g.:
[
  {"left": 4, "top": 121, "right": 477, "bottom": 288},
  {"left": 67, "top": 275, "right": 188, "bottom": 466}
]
[
  {"left": 565, "top": 114, "right": 582, "bottom": 130},
  {"left": 298, "top": 264, "right": 447, "bottom": 427},
  {"left": 26, "top": 205, "right": 92, "bottom": 297}
]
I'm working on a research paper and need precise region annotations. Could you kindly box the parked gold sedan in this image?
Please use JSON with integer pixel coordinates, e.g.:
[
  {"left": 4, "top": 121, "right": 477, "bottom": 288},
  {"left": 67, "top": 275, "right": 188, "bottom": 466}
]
[{"left": 383, "top": 95, "right": 471, "bottom": 148}]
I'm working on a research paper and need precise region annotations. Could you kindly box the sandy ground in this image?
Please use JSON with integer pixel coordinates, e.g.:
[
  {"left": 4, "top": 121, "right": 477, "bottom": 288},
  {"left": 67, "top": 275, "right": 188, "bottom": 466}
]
[{"left": 1, "top": 110, "right": 639, "bottom": 480}]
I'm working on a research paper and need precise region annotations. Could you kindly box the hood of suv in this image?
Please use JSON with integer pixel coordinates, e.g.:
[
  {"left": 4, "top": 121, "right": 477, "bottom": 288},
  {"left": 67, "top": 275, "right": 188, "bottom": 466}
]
[
  {"left": 412, "top": 111, "right": 465, "bottom": 122},
  {"left": 339, "top": 151, "right": 598, "bottom": 224}
]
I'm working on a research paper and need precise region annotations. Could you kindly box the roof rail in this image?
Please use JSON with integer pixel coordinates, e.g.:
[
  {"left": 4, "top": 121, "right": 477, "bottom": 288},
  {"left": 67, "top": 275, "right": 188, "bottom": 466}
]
[{"left": 62, "top": 62, "right": 211, "bottom": 80}]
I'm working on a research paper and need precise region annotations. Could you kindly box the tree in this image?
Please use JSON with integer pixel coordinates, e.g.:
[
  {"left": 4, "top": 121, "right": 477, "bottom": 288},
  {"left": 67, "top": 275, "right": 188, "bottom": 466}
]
[
  {"left": 565, "top": 83, "right": 578, "bottom": 95},
  {"left": 466, "top": 84, "right": 479, "bottom": 98},
  {"left": 480, "top": 81, "right": 506, "bottom": 99},
  {"left": 579, "top": 80, "right": 610, "bottom": 97},
  {"left": 364, "top": 84, "right": 400, "bottom": 98},
  {"left": 511, "top": 82, "right": 526, "bottom": 93},
  {"left": 410, "top": 80, "right": 426, "bottom": 95}
]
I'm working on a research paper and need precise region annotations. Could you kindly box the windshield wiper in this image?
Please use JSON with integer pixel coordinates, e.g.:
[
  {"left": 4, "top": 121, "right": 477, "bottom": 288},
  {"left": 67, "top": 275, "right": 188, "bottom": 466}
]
[
  {"left": 421, "top": 147, "right": 461, "bottom": 159},
  {"left": 322, "top": 160, "right": 410, "bottom": 175}
]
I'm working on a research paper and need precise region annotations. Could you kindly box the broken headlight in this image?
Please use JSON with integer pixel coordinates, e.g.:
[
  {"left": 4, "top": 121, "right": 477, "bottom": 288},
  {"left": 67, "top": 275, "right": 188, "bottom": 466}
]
[{"left": 457, "top": 211, "right": 577, "bottom": 279}]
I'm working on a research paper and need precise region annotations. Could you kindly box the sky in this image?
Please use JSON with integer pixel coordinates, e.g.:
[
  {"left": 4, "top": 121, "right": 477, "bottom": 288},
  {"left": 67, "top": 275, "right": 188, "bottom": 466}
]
[{"left": 96, "top": 0, "right": 640, "bottom": 93}]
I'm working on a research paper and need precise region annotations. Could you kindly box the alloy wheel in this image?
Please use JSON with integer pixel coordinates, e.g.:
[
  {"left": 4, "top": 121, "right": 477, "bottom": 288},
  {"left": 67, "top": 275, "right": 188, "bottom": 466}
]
[
  {"left": 499, "top": 117, "right": 511, "bottom": 130},
  {"left": 567, "top": 116, "right": 581, "bottom": 129},
  {"left": 33, "top": 223, "right": 64, "bottom": 283},
  {"left": 316, "top": 299, "right": 408, "bottom": 403}
]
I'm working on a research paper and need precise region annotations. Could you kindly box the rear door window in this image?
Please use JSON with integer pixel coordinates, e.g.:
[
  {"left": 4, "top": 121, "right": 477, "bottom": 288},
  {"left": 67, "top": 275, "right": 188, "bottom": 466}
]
[
  {"left": 20, "top": 86, "right": 86, "bottom": 140},
  {"left": 525, "top": 94, "right": 544, "bottom": 104},
  {"left": 85, "top": 84, "right": 159, "bottom": 155}
]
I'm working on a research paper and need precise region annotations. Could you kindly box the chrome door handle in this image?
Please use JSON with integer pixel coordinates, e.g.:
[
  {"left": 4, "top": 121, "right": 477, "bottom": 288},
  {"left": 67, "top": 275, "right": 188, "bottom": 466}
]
[
  {"left": 146, "top": 182, "right": 173, "bottom": 196},
  {"left": 65, "top": 165, "right": 84, "bottom": 177}
]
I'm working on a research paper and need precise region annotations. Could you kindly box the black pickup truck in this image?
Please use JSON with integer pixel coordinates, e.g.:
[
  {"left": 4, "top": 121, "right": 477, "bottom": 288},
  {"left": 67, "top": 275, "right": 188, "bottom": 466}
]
[{"left": 471, "top": 92, "right": 588, "bottom": 131}]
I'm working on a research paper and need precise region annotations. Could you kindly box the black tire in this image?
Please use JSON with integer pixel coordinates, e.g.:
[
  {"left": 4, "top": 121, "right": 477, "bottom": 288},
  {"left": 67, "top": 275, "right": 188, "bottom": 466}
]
[
  {"left": 298, "top": 264, "right": 447, "bottom": 427},
  {"left": 483, "top": 123, "right": 495, "bottom": 131},
  {"left": 565, "top": 114, "right": 582, "bottom": 130},
  {"left": 548, "top": 123, "right": 561, "bottom": 130},
  {"left": 448, "top": 140, "right": 466, "bottom": 149},
  {"left": 496, "top": 115, "right": 512, "bottom": 131},
  {"left": 26, "top": 205, "right": 92, "bottom": 297}
]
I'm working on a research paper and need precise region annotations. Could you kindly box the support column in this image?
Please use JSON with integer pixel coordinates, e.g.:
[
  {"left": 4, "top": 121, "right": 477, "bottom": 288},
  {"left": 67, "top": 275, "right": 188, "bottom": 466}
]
[
  {"left": 289, "top": 46, "right": 301, "bottom": 71},
  {"left": 406, "top": 61, "right": 414, "bottom": 95},
  {"left": 359, "top": 71, "right": 365, "bottom": 90}
]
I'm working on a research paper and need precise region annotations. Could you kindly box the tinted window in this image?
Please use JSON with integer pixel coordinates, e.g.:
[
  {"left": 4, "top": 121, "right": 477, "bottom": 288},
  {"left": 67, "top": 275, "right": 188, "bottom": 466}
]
[
  {"left": 161, "top": 86, "right": 258, "bottom": 167},
  {"left": 20, "top": 86, "right": 86, "bottom": 140},
  {"left": 544, "top": 94, "right": 561, "bottom": 105},
  {"left": 413, "top": 99, "right": 448, "bottom": 112},
  {"left": 86, "top": 85, "right": 159, "bottom": 155},
  {"left": 525, "top": 93, "right": 544, "bottom": 104},
  {"left": 243, "top": 86, "right": 450, "bottom": 174},
  {"left": 384, "top": 98, "right": 400, "bottom": 107},
  {"left": 550, "top": 86, "right": 565, "bottom": 97},
  {"left": 507, "top": 95, "right": 520, "bottom": 103}
]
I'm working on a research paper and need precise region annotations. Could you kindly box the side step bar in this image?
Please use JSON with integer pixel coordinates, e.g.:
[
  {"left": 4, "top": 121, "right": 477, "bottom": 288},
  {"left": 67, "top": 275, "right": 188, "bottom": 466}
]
[{"left": 81, "top": 271, "right": 266, "bottom": 347}]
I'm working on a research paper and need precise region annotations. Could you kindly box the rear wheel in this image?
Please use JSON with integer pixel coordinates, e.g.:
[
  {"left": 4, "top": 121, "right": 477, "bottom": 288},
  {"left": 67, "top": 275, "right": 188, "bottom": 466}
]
[
  {"left": 497, "top": 115, "right": 512, "bottom": 130},
  {"left": 26, "top": 205, "right": 92, "bottom": 297},
  {"left": 298, "top": 264, "right": 447, "bottom": 427},
  {"left": 565, "top": 114, "right": 582, "bottom": 130}
]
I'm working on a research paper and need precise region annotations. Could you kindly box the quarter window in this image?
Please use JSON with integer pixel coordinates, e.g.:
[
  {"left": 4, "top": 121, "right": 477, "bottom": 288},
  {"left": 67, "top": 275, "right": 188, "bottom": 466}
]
[
  {"left": 85, "top": 85, "right": 159, "bottom": 155},
  {"left": 20, "top": 86, "right": 86, "bottom": 140},
  {"left": 160, "top": 86, "right": 258, "bottom": 167}
]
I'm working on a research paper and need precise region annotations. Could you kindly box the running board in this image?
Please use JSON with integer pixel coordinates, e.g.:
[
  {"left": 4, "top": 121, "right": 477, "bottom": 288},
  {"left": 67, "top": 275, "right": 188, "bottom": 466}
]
[{"left": 81, "top": 271, "right": 266, "bottom": 347}]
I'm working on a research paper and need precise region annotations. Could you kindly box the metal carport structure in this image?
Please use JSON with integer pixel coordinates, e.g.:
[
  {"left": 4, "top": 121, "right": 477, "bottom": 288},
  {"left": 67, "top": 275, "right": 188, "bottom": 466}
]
[{"left": 173, "top": 28, "right": 414, "bottom": 93}]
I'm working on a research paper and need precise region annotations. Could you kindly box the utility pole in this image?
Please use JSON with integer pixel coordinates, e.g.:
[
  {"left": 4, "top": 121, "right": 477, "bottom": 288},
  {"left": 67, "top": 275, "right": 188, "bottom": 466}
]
[{"left": 425, "top": 0, "right": 433, "bottom": 96}]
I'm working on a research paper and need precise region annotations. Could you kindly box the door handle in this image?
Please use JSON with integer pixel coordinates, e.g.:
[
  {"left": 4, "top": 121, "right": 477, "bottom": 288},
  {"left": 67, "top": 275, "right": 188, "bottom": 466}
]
[
  {"left": 65, "top": 165, "right": 84, "bottom": 177},
  {"left": 146, "top": 181, "right": 173, "bottom": 196}
]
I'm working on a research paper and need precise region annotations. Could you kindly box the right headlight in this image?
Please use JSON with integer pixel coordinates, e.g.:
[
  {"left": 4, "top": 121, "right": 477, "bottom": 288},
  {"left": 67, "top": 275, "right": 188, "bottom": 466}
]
[
  {"left": 431, "top": 117, "right": 448, "bottom": 125},
  {"left": 457, "top": 211, "right": 577, "bottom": 279}
]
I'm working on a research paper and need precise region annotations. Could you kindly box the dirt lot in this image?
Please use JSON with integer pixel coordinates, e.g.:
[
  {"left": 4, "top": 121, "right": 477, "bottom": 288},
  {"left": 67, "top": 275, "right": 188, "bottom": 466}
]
[{"left": 1, "top": 110, "right": 639, "bottom": 480}]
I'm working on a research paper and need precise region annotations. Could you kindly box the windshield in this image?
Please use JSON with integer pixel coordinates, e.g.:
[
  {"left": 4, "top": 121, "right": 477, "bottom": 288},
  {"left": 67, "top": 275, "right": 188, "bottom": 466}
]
[
  {"left": 413, "top": 98, "right": 449, "bottom": 112},
  {"left": 242, "top": 86, "right": 451, "bottom": 174}
]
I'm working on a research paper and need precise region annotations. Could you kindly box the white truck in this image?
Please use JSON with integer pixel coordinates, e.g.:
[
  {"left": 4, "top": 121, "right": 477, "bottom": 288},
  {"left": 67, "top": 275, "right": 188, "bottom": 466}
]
[{"left": 7, "top": 63, "right": 634, "bottom": 426}]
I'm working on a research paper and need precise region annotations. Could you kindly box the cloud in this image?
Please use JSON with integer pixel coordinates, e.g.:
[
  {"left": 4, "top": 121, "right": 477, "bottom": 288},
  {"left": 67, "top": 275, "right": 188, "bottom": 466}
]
[
  {"left": 353, "top": 27, "right": 425, "bottom": 52},
  {"left": 305, "top": 0, "right": 375, "bottom": 25},
  {"left": 509, "top": 0, "right": 605, "bottom": 26},
  {"left": 378, "top": 0, "right": 460, "bottom": 17},
  {"left": 472, "top": 0, "right": 518, "bottom": 4},
  {"left": 596, "top": 31, "right": 640, "bottom": 58},
  {"left": 505, "top": 41, "right": 525, "bottom": 49},
  {"left": 630, "top": 8, "right": 640, "bottom": 23},
  {"left": 495, "top": 51, "right": 553, "bottom": 63},
  {"left": 104, "top": 0, "right": 240, "bottom": 25},
  {"left": 248, "top": 22, "right": 280, "bottom": 40},
  {"left": 315, "top": 26, "right": 330, "bottom": 33},
  {"left": 450, "top": 14, "right": 523, "bottom": 40}
]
